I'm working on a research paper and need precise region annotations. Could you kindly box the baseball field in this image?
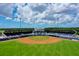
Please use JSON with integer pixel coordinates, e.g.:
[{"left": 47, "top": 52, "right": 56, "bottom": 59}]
[{"left": 0, "top": 36, "right": 79, "bottom": 56}]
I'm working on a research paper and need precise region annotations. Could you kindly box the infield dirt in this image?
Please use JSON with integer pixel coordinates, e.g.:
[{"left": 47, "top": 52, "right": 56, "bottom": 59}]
[{"left": 18, "top": 36, "right": 62, "bottom": 44}]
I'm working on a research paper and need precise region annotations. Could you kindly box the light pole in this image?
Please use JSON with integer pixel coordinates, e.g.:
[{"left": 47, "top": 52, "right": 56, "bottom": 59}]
[
  {"left": 19, "top": 18, "right": 22, "bottom": 32},
  {"left": 20, "top": 18, "right": 21, "bottom": 28}
]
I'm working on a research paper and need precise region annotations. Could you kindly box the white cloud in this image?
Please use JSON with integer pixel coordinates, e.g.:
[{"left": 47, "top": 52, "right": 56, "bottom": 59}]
[
  {"left": 0, "top": 3, "right": 15, "bottom": 18},
  {"left": 6, "top": 17, "right": 12, "bottom": 20},
  {"left": 4, "top": 3, "right": 79, "bottom": 25}
]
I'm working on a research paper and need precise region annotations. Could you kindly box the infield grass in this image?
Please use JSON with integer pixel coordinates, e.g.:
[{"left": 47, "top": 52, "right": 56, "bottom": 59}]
[{"left": 29, "top": 36, "right": 49, "bottom": 40}]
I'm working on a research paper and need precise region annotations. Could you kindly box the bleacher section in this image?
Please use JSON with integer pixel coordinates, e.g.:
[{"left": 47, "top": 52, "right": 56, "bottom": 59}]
[{"left": 0, "top": 28, "right": 79, "bottom": 41}]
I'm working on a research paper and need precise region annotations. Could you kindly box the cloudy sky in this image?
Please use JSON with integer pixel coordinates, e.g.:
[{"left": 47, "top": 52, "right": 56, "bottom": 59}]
[{"left": 0, "top": 3, "right": 79, "bottom": 28}]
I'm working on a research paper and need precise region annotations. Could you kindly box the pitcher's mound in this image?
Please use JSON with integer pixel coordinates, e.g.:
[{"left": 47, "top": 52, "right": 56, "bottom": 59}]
[{"left": 18, "top": 36, "right": 62, "bottom": 44}]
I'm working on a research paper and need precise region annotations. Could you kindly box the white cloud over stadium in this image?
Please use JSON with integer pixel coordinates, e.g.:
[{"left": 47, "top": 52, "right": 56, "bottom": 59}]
[
  {"left": 12, "top": 3, "right": 79, "bottom": 25},
  {"left": 0, "top": 3, "right": 79, "bottom": 25}
]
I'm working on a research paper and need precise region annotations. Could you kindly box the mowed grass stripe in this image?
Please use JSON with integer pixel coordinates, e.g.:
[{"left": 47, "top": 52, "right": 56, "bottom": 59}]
[{"left": 0, "top": 39, "right": 79, "bottom": 56}]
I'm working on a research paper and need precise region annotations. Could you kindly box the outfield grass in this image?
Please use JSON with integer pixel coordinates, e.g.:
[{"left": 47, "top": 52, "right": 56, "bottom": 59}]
[
  {"left": 29, "top": 36, "right": 49, "bottom": 40},
  {"left": 0, "top": 39, "right": 79, "bottom": 56}
]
